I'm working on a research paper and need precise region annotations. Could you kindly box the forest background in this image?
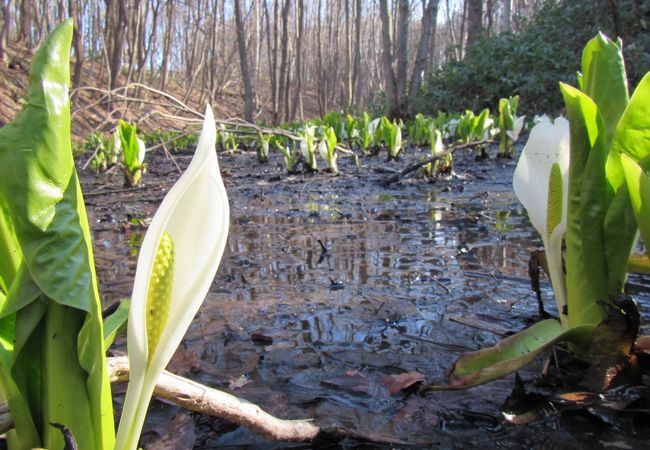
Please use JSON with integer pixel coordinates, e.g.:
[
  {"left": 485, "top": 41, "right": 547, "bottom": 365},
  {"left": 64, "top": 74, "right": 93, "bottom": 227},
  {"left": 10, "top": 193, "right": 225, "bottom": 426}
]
[{"left": 0, "top": 0, "right": 648, "bottom": 137}]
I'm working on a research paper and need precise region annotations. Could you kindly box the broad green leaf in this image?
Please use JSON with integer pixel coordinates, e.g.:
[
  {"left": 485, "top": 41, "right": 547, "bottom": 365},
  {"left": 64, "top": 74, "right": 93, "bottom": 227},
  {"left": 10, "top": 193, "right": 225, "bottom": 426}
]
[
  {"left": 0, "top": 196, "right": 20, "bottom": 294},
  {"left": 448, "top": 320, "right": 594, "bottom": 388},
  {"left": 0, "top": 20, "right": 114, "bottom": 449},
  {"left": 560, "top": 83, "right": 608, "bottom": 327},
  {"left": 119, "top": 120, "right": 143, "bottom": 172},
  {"left": 621, "top": 154, "right": 650, "bottom": 255},
  {"left": 103, "top": 300, "right": 131, "bottom": 349},
  {"left": 603, "top": 185, "right": 638, "bottom": 294},
  {"left": 606, "top": 72, "right": 650, "bottom": 191},
  {"left": 0, "top": 357, "right": 40, "bottom": 450},
  {"left": 580, "top": 33, "right": 629, "bottom": 147}
]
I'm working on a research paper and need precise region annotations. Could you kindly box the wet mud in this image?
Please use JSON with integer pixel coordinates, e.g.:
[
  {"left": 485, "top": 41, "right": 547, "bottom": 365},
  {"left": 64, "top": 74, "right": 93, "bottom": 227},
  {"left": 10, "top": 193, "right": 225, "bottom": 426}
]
[{"left": 81, "top": 143, "right": 650, "bottom": 449}]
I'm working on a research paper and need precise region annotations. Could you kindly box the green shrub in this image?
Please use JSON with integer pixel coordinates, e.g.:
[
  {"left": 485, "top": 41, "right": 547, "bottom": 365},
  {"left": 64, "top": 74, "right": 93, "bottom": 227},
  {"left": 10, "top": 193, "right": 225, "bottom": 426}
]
[{"left": 418, "top": 0, "right": 649, "bottom": 116}]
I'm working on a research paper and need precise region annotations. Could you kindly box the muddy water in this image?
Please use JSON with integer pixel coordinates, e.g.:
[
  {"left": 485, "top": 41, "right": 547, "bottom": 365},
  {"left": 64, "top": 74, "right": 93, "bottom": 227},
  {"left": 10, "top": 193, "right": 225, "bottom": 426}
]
[{"left": 82, "top": 145, "right": 650, "bottom": 448}]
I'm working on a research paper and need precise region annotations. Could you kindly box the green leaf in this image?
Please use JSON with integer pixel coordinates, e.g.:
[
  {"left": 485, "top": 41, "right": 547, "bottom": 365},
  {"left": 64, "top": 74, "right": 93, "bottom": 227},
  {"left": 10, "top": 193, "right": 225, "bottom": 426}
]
[
  {"left": 603, "top": 185, "right": 638, "bottom": 294},
  {"left": 606, "top": 72, "right": 650, "bottom": 191},
  {"left": 0, "top": 356, "right": 40, "bottom": 450},
  {"left": 580, "top": 33, "right": 629, "bottom": 148},
  {"left": 621, "top": 153, "right": 650, "bottom": 256},
  {"left": 103, "top": 300, "right": 130, "bottom": 349},
  {"left": 447, "top": 320, "right": 594, "bottom": 389},
  {"left": 0, "top": 195, "right": 20, "bottom": 294},
  {"left": 560, "top": 83, "right": 609, "bottom": 327},
  {"left": 0, "top": 20, "right": 114, "bottom": 449},
  {"left": 119, "top": 120, "right": 142, "bottom": 173}
]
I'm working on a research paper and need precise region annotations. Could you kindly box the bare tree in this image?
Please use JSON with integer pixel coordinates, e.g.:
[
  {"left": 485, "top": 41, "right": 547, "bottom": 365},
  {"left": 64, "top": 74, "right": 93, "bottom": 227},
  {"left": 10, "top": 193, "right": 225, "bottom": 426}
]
[
  {"left": 234, "top": 0, "right": 256, "bottom": 122},
  {"left": 379, "top": 0, "right": 400, "bottom": 117},
  {"left": 466, "top": 0, "right": 484, "bottom": 47},
  {"left": 407, "top": 0, "right": 439, "bottom": 114}
]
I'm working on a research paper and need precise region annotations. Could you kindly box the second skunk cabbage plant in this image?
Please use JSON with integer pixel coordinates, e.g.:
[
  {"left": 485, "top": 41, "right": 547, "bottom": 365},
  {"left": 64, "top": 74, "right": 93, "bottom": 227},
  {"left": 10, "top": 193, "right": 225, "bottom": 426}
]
[
  {"left": 497, "top": 95, "right": 525, "bottom": 158},
  {"left": 115, "top": 105, "right": 230, "bottom": 450},
  {"left": 278, "top": 142, "right": 299, "bottom": 174},
  {"left": 408, "top": 113, "right": 432, "bottom": 147},
  {"left": 319, "top": 126, "right": 338, "bottom": 175},
  {"left": 423, "top": 128, "right": 451, "bottom": 179},
  {"left": 256, "top": 132, "right": 271, "bottom": 163},
  {"left": 116, "top": 120, "right": 147, "bottom": 187},
  {"left": 443, "top": 33, "right": 650, "bottom": 389},
  {"left": 382, "top": 117, "right": 403, "bottom": 160},
  {"left": 344, "top": 114, "right": 358, "bottom": 148},
  {"left": 358, "top": 112, "right": 374, "bottom": 153},
  {"left": 299, "top": 126, "right": 318, "bottom": 172},
  {"left": 217, "top": 124, "right": 238, "bottom": 152}
]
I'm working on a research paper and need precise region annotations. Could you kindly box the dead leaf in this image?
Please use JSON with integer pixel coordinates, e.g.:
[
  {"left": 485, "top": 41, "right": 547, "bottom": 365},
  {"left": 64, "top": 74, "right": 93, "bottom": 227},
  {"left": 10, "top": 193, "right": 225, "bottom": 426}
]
[
  {"left": 228, "top": 374, "right": 252, "bottom": 390},
  {"left": 378, "top": 371, "right": 424, "bottom": 395}
]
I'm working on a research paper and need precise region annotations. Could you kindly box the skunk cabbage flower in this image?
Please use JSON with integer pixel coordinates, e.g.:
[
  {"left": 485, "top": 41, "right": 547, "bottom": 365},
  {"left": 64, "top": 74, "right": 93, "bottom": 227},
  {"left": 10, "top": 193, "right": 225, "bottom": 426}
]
[
  {"left": 507, "top": 115, "right": 526, "bottom": 142},
  {"left": 513, "top": 116, "right": 570, "bottom": 325},
  {"left": 115, "top": 105, "right": 230, "bottom": 450}
]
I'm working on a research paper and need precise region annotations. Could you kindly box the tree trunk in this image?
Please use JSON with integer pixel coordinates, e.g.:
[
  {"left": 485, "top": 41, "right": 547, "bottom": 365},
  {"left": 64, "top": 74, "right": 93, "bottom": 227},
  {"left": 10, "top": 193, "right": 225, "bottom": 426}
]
[
  {"left": 0, "top": 0, "right": 13, "bottom": 63},
  {"left": 159, "top": 0, "right": 174, "bottom": 91},
  {"left": 379, "top": 0, "right": 399, "bottom": 118},
  {"left": 352, "top": 0, "right": 362, "bottom": 105},
  {"left": 502, "top": 0, "right": 512, "bottom": 31},
  {"left": 107, "top": 0, "right": 127, "bottom": 90},
  {"left": 69, "top": 0, "right": 84, "bottom": 88},
  {"left": 466, "top": 0, "right": 483, "bottom": 47},
  {"left": 395, "top": 0, "right": 409, "bottom": 112},
  {"left": 278, "top": 0, "right": 291, "bottom": 122},
  {"left": 407, "top": 0, "right": 439, "bottom": 115},
  {"left": 234, "top": 0, "right": 256, "bottom": 122},
  {"left": 290, "top": 0, "right": 304, "bottom": 121}
]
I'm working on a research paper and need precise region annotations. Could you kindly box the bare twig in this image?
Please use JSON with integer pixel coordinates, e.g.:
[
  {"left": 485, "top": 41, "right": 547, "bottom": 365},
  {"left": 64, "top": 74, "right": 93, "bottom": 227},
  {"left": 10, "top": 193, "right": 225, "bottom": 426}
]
[
  {"left": 107, "top": 356, "right": 320, "bottom": 442},
  {"left": 380, "top": 140, "right": 492, "bottom": 186}
]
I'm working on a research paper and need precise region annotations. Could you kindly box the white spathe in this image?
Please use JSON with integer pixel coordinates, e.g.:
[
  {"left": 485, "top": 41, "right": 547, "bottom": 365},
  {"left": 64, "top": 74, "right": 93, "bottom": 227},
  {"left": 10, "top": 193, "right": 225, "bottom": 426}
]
[
  {"left": 513, "top": 116, "right": 570, "bottom": 237},
  {"left": 115, "top": 105, "right": 230, "bottom": 450},
  {"left": 513, "top": 115, "right": 570, "bottom": 325}
]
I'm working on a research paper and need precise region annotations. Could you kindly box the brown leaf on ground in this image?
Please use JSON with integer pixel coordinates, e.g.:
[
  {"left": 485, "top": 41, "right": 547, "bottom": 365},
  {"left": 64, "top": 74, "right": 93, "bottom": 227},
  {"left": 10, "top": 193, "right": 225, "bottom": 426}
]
[
  {"left": 228, "top": 374, "right": 252, "bottom": 390},
  {"left": 378, "top": 371, "right": 425, "bottom": 395}
]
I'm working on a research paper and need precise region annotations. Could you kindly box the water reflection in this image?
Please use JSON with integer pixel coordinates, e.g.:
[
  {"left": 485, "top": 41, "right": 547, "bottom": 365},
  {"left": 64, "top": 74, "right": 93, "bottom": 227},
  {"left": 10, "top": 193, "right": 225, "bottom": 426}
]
[{"left": 219, "top": 189, "right": 533, "bottom": 306}]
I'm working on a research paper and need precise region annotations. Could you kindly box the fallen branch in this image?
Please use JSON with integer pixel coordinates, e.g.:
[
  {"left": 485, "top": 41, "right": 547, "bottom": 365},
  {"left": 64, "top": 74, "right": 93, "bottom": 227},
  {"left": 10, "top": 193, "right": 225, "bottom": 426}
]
[
  {"left": 380, "top": 140, "right": 491, "bottom": 186},
  {"left": 106, "top": 356, "right": 320, "bottom": 442}
]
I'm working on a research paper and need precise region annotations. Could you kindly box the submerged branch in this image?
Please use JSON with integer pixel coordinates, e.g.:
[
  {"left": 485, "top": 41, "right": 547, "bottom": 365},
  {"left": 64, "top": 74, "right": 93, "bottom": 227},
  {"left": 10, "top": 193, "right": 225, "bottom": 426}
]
[
  {"left": 106, "top": 356, "right": 320, "bottom": 442},
  {"left": 380, "top": 140, "right": 492, "bottom": 186}
]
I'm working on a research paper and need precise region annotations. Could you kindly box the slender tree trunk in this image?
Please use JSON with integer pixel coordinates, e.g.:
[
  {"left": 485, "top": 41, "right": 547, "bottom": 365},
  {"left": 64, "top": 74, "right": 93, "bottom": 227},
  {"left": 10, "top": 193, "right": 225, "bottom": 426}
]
[
  {"left": 352, "top": 0, "right": 362, "bottom": 106},
  {"left": 290, "top": 0, "right": 304, "bottom": 121},
  {"left": 379, "top": 0, "right": 399, "bottom": 118},
  {"left": 68, "top": 0, "right": 84, "bottom": 88},
  {"left": 107, "top": 0, "right": 127, "bottom": 90},
  {"left": 0, "top": 0, "right": 9, "bottom": 63},
  {"left": 343, "top": 0, "right": 352, "bottom": 109},
  {"left": 234, "top": 0, "right": 255, "bottom": 122},
  {"left": 278, "top": 0, "right": 291, "bottom": 122},
  {"left": 407, "top": 0, "right": 439, "bottom": 115},
  {"left": 466, "top": 0, "right": 483, "bottom": 47},
  {"left": 395, "top": 0, "right": 409, "bottom": 114},
  {"left": 502, "top": 0, "right": 512, "bottom": 30},
  {"left": 160, "top": 0, "right": 174, "bottom": 91}
]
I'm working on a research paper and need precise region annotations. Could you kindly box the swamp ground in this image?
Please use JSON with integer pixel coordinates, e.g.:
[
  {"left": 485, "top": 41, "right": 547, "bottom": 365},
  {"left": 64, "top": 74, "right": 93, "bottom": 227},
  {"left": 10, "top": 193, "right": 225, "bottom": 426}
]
[{"left": 81, "top": 143, "right": 650, "bottom": 449}]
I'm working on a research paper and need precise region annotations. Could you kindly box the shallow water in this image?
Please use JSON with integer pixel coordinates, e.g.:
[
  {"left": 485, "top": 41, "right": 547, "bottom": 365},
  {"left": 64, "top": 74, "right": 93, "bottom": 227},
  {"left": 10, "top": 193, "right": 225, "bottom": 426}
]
[{"left": 83, "top": 144, "right": 650, "bottom": 448}]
